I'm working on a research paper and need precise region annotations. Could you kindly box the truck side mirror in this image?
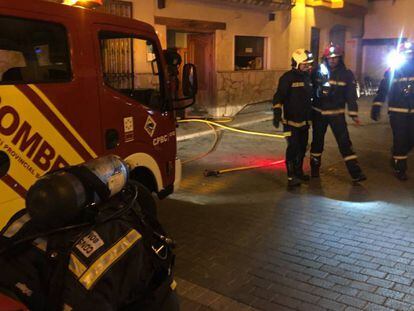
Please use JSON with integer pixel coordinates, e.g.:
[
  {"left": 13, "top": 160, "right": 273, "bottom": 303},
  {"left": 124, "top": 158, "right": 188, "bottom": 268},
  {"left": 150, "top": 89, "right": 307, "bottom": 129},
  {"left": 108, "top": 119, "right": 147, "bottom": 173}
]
[{"left": 182, "top": 63, "right": 198, "bottom": 97}]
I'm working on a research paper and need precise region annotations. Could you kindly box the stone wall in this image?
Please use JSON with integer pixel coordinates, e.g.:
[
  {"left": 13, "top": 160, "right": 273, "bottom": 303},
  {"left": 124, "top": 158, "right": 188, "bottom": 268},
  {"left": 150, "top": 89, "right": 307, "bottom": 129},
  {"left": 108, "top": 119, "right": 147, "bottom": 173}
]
[{"left": 213, "top": 70, "right": 284, "bottom": 117}]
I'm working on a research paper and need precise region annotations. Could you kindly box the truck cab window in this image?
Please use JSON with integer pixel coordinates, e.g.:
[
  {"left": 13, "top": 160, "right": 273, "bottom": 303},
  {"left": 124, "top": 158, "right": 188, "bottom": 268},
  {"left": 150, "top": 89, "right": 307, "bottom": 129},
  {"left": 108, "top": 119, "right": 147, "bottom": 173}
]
[
  {"left": 99, "top": 32, "right": 162, "bottom": 109},
  {"left": 0, "top": 16, "right": 71, "bottom": 84}
]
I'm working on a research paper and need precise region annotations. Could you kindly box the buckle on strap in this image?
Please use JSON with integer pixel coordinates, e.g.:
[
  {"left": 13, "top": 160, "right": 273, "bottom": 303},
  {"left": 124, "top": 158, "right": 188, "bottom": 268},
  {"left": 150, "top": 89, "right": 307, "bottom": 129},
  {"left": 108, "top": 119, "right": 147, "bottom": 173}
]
[{"left": 152, "top": 244, "right": 168, "bottom": 260}]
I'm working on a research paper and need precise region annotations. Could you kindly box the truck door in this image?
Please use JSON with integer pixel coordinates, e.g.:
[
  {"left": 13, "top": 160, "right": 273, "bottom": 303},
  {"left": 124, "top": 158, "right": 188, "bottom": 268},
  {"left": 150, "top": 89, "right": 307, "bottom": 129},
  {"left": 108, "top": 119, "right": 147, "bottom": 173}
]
[
  {"left": 0, "top": 11, "right": 97, "bottom": 229},
  {"left": 94, "top": 26, "right": 176, "bottom": 192}
]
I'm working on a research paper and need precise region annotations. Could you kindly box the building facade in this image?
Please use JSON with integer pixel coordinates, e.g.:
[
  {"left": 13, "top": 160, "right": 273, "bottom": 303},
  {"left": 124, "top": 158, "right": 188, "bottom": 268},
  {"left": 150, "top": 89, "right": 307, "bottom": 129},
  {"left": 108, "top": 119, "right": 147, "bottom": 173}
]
[{"left": 47, "top": 0, "right": 368, "bottom": 116}]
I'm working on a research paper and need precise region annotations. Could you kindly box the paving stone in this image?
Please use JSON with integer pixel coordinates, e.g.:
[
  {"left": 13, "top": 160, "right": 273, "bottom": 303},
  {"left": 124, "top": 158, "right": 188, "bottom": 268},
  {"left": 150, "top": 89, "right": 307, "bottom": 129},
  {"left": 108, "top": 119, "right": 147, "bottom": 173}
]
[
  {"left": 384, "top": 298, "right": 412, "bottom": 311},
  {"left": 366, "top": 277, "right": 395, "bottom": 289},
  {"left": 337, "top": 295, "right": 367, "bottom": 309},
  {"left": 326, "top": 275, "right": 351, "bottom": 286},
  {"left": 356, "top": 290, "right": 387, "bottom": 305},
  {"left": 271, "top": 294, "right": 301, "bottom": 310},
  {"left": 338, "top": 263, "right": 363, "bottom": 273},
  {"left": 349, "top": 280, "right": 377, "bottom": 292},
  {"left": 312, "top": 287, "right": 341, "bottom": 301},
  {"left": 297, "top": 302, "right": 326, "bottom": 311},
  {"left": 372, "top": 258, "right": 396, "bottom": 268},
  {"left": 360, "top": 268, "right": 387, "bottom": 279},
  {"left": 252, "top": 296, "right": 291, "bottom": 311},
  {"left": 317, "top": 298, "right": 347, "bottom": 311},
  {"left": 378, "top": 265, "right": 405, "bottom": 276},
  {"left": 308, "top": 277, "right": 335, "bottom": 289},
  {"left": 386, "top": 255, "right": 411, "bottom": 265},
  {"left": 332, "top": 285, "right": 359, "bottom": 296},
  {"left": 402, "top": 294, "right": 414, "bottom": 304},
  {"left": 364, "top": 303, "right": 397, "bottom": 311},
  {"left": 375, "top": 287, "right": 405, "bottom": 300},
  {"left": 385, "top": 274, "right": 413, "bottom": 286}
]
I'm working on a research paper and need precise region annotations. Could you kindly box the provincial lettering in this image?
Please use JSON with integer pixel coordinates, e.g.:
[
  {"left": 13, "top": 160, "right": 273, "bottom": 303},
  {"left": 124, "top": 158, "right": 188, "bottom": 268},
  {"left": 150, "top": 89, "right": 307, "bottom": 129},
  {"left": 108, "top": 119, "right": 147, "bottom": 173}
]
[
  {"left": 0, "top": 105, "right": 69, "bottom": 173},
  {"left": 11, "top": 121, "right": 42, "bottom": 158}
]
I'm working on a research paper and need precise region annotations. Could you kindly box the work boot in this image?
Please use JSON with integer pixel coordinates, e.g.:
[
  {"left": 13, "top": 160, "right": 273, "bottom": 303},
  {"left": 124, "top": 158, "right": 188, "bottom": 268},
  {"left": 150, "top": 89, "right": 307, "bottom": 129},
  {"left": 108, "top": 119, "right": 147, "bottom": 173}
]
[
  {"left": 352, "top": 172, "right": 367, "bottom": 183},
  {"left": 346, "top": 159, "right": 367, "bottom": 183},
  {"left": 295, "top": 158, "right": 310, "bottom": 181},
  {"left": 287, "top": 161, "right": 301, "bottom": 187},
  {"left": 392, "top": 158, "right": 408, "bottom": 181},
  {"left": 310, "top": 156, "right": 321, "bottom": 178}
]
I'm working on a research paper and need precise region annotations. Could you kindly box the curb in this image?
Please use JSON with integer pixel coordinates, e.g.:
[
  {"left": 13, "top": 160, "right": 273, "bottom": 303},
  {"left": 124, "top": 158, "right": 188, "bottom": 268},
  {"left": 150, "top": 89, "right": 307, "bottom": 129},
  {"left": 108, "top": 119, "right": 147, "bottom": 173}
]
[{"left": 177, "top": 114, "right": 273, "bottom": 142}]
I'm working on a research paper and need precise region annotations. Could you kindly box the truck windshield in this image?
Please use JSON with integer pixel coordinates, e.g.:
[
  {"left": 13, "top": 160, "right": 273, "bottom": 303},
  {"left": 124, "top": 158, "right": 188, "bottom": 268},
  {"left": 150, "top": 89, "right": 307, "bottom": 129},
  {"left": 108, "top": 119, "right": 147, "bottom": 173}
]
[{"left": 99, "top": 32, "right": 162, "bottom": 109}]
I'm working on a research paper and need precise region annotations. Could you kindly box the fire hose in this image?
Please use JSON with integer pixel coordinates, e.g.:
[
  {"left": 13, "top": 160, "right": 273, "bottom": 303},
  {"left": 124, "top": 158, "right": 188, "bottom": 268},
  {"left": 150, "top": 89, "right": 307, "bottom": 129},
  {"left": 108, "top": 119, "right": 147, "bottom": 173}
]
[{"left": 177, "top": 118, "right": 290, "bottom": 176}]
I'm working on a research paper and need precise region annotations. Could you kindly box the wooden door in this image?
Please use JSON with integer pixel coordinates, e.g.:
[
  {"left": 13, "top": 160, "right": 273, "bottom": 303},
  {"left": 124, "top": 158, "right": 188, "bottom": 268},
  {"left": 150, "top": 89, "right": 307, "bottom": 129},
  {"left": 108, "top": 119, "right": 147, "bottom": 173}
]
[
  {"left": 177, "top": 47, "right": 188, "bottom": 95},
  {"left": 187, "top": 33, "right": 214, "bottom": 112}
]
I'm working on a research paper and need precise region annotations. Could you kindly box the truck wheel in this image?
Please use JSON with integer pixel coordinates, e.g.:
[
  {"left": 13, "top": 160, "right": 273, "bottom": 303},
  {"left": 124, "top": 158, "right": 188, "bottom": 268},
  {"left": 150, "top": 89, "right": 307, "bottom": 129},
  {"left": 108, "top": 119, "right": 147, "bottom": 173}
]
[{"left": 135, "top": 182, "right": 157, "bottom": 219}]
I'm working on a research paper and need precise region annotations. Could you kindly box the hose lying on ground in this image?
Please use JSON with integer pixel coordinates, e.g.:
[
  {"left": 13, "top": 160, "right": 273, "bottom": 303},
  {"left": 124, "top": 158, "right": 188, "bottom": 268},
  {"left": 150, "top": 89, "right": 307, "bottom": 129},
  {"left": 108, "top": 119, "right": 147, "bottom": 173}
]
[{"left": 177, "top": 118, "right": 289, "bottom": 165}]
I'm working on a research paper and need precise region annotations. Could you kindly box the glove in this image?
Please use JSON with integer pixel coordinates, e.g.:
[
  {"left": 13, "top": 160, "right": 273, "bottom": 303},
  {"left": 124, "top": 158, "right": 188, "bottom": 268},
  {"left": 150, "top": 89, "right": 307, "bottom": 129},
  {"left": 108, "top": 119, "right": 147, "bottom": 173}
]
[
  {"left": 371, "top": 105, "right": 381, "bottom": 121},
  {"left": 273, "top": 108, "right": 282, "bottom": 128}
]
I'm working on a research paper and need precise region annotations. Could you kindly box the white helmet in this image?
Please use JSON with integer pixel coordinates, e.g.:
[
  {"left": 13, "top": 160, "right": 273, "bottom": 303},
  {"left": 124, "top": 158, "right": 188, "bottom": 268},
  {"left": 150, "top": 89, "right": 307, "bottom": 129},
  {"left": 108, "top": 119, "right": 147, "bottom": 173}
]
[{"left": 291, "top": 49, "right": 314, "bottom": 69}]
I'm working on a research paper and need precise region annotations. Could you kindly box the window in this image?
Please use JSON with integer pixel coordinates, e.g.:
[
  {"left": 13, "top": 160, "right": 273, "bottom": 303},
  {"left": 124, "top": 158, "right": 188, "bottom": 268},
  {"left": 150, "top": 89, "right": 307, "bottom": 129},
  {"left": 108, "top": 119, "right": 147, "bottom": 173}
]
[
  {"left": 0, "top": 16, "right": 71, "bottom": 84},
  {"left": 99, "top": 32, "right": 162, "bottom": 108},
  {"left": 235, "top": 36, "right": 265, "bottom": 71}
]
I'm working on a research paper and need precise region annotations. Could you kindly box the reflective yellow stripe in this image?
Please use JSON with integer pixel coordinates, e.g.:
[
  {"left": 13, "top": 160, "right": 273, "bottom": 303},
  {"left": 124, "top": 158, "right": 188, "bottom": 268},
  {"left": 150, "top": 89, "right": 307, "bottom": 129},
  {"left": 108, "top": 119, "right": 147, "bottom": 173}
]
[
  {"left": 373, "top": 102, "right": 383, "bottom": 106},
  {"left": 393, "top": 156, "right": 408, "bottom": 160},
  {"left": 348, "top": 111, "right": 358, "bottom": 116},
  {"left": 170, "top": 280, "right": 177, "bottom": 291},
  {"left": 79, "top": 229, "right": 141, "bottom": 290},
  {"left": 63, "top": 304, "right": 73, "bottom": 311},
  {"left": 3, "top": 213, "right": 31, "bottom": 238},
  {"left": 291, "top": 82, "right": 305, "bottom": 88},
  {"left": 394, "top": 77, "right": 414, "bottom": 82},
  {"left": 273, "top": 103, "right": 282, "bottom": 109},
  {"left": 344, "top": 155, "right": 357, "bottom": 161},
  {"left": 313, "top": 107, "right": 345, "bottom": 115},
  {"left": 33, "top": 238, "right": 48, "bottom": 252},
  {"left": 28, "top": 84, "right": 97, "bottom": 158},
  {"left": 282, "top": 120, "right": 311, "bottom": 127},
  {"left": 69, "top": 254, "right": 87, "bottom": 278},
  {"left": 329, "top": 80, "right": 347, "bottom": 86},
  {"left": 312, "top": 107, "right": 322, "bottom": 113},
  {"left": 389, "top": 107, "right": 410, "bottom": 113},
  {"left": 311, "top": 153, "right": 322, "bottom": 157}
]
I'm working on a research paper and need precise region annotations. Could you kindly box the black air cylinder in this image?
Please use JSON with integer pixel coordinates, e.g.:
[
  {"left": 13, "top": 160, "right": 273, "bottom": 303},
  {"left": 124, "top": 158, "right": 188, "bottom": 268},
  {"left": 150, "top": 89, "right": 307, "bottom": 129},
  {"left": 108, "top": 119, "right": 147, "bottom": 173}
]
[{"left": 26, "top": 155, "right": 129, "bottom": 228}]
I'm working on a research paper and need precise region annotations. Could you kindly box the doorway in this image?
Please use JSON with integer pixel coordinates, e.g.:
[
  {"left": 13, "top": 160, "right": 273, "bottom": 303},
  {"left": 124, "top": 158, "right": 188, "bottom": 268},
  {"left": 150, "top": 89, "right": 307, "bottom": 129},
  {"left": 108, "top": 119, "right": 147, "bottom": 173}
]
[{"left": 167, "top": 30, "right": 215, "bottom": 115}]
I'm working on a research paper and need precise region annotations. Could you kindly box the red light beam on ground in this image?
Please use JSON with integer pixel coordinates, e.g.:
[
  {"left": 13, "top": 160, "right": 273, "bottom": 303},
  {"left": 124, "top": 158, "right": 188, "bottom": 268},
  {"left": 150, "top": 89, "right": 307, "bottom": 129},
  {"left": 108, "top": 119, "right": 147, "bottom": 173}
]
[{"left": 204, "top": 159, "right": 286, "bottom": 177}]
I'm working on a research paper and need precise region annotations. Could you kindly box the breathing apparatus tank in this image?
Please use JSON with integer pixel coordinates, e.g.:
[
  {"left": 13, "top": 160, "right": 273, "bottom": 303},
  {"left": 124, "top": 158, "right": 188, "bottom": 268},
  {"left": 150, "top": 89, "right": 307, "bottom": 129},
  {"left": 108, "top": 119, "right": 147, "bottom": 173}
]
[{"left": 26, "top": 155, "right": 129, "bottom": 229}]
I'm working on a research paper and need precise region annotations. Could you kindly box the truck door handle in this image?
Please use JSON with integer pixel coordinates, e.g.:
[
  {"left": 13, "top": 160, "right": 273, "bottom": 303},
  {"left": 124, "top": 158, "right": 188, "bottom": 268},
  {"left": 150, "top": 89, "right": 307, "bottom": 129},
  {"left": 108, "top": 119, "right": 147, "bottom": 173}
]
[{"left": 105, "top": 129, "right": 119, "bottom": 150}]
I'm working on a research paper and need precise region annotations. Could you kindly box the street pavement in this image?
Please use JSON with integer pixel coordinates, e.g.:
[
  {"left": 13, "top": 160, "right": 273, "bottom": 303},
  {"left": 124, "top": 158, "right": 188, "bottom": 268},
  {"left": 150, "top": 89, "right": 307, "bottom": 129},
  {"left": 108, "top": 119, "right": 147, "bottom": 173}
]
[{"left": 159, "top": 97, "right": 414, "bottom": 311}]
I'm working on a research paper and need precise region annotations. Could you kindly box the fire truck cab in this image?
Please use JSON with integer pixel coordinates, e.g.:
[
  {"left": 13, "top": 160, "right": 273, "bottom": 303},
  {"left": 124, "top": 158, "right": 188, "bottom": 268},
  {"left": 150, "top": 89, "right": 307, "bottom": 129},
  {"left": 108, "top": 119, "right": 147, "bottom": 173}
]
[{"left": 0, "top": 0, "right": 196, "bottom": 228}]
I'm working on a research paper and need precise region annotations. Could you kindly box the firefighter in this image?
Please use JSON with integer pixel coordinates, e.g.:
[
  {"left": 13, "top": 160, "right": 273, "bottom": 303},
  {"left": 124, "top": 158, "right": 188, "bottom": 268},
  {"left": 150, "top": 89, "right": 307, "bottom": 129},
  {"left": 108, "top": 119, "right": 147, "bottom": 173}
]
[
  {"left": 0, "top": 162, "right": 178, "bottom": 311},
  {"left": 310, "top": 44, "right": 366, "bottom": 182},
  {"left": 371, "top": 41, "right": 414, "bottom": 180},
  {"left": 273, "top": 48, "right": 314, "bottom": 187}
]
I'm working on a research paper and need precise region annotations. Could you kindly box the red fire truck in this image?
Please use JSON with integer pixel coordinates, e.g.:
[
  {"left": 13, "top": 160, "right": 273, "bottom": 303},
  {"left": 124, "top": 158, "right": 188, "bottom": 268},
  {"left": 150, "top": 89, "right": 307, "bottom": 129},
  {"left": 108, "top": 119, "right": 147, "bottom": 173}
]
[{"left": 0, "top": 0, "right": 197, "bottom": 228}]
